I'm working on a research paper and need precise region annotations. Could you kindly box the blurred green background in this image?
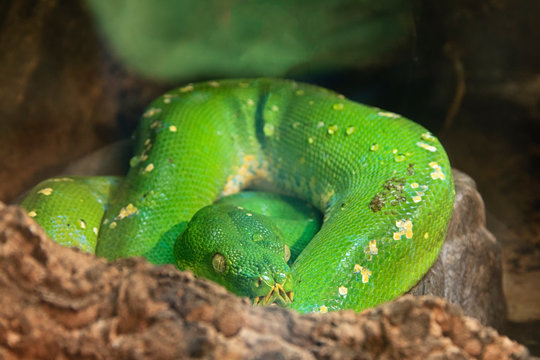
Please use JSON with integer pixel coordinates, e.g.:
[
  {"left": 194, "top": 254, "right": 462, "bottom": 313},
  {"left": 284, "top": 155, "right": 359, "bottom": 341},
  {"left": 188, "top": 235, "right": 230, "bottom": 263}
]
[{"left": 85, "top": 0, "right": 416, "bottom": 80}]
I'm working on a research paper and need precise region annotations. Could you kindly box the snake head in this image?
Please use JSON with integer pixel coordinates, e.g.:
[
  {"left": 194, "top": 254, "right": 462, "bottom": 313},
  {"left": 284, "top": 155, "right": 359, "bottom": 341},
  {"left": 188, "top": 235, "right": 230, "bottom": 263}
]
[
  {"left": 251, "top": 273, "right": 294, "bottom": 307},
  {"left": 175, "top": 204, "right": 294, "bottom": 306}
]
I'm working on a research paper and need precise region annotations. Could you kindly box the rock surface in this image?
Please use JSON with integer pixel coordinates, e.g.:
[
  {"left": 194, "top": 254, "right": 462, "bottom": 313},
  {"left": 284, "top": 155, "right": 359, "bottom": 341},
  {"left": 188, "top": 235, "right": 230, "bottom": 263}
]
[
  {"left": 409, "top": 169, "right": 506, "bottom": 328},
  {"left": 0, "top": 202, "right": 529, "bottom": 359}
]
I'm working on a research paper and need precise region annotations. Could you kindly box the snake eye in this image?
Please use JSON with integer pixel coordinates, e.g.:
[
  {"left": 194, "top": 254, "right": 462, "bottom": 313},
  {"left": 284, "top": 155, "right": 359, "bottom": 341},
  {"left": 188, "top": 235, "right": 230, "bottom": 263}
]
[
  {"left": 212, "top": 253, "right": 227, "bottom": 273},
  {"left": 256, "top": 278, "right": 262, "bottom": 287},
  {"left": 284, "top": 245, "right": 291, "bottom": 262}
]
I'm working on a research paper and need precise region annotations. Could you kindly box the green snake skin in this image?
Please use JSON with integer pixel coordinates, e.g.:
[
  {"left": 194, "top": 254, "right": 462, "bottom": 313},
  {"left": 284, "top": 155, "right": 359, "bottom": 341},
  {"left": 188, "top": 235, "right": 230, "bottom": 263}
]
[{"left": 21, "top": 78, "right": 455, "bottom": 314}]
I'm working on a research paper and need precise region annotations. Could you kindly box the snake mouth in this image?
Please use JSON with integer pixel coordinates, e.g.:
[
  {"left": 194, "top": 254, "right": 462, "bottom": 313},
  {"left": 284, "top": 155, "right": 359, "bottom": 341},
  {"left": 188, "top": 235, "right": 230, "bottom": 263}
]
[{"left": 253, "top": 282, "right": 294, "bottom": 307}]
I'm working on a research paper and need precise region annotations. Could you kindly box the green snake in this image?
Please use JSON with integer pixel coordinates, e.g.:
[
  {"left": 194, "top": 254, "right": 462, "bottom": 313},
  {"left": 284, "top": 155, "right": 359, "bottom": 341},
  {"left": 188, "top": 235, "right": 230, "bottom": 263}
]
[{"left": 21, "top": 78, "right": 455, "bottom": 313}]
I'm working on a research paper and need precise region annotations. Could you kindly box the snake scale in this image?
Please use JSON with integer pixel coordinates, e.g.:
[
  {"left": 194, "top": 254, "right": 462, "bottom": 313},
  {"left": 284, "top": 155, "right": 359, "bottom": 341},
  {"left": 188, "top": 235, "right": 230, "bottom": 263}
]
[{"left": 21, "top": 78, "right": 455, "bottom": 313}]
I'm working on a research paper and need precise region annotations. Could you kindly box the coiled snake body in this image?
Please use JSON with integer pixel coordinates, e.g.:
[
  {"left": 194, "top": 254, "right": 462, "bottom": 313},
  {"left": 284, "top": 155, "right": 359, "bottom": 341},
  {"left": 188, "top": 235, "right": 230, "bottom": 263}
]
[{"left": 22, "top": 79, "right": 454, "bottom": 313}]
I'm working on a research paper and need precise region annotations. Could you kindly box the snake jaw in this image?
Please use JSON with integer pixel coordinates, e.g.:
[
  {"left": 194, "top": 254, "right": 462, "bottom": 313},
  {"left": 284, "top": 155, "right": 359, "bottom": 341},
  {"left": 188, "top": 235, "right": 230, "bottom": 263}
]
[{"left": 253, "top": 279, "right": 294, "bottom": 307}]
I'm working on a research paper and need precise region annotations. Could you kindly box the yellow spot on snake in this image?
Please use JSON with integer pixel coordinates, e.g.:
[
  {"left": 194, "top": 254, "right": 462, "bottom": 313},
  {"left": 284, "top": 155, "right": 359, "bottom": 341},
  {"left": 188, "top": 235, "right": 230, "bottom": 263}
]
[
  {"left": 327, "top": 125, "right": 338, "bottom": 135},
  {"left": 247, "top": 99, "right": 255, "bottom": 106},
  {"left": 412, "top": 184, "right": 426, "bottom": 201},
  {"left": 28, "top": 210, "right": 37, "bottom": 217},
  {"left": 308, "top": 137, "right": 314, "bottom": 144},
  {"left": 179, "top": 84, "right": 194, "bottom": 92},
  {"left": 163, "top": 94, "right": 176, "bottom": 104},
  {"left": 308, "top": 100, "right": 314, "bottom": 106},
  {"left": 370, "top": 144, "right": 380, "bottom": 151},
  {"left": 109, "top": 221, "right": 117, "bottom": 229},
  {"left": 416, "top": 142, "right": 437, "bottom": 152},
  {"left": 394, "top": 219, "right": 413, "bottom": 240},
  {"left": 338, "top": 286, "right": 348, "bottom": 296},
  {"left": 431, "top": 172, "right": 445, "bottom": 180},
  {"left": 119, "top": 203, "right": 138, "bottom": 219},
  {"left": 361, "top": 267, "right": 372, "bottom": 283},
  {"left": 221, "top": 155, "right": 269, "bottom": 196},
  {"left": 37, "top": 188, "right": 53, "bottom": 196},
  {"left": 150, "top": 121, "right": 161, "bottom": 129},
  {"left": 144, "top": 164, "right": 154, "bottom": 172},
  {"left": 421, "top": 132, "right": 436, "bottom": 141},
  {"left": 368, "top": 240, "right": 378, "bottom": 255},
  {"left": 295, "top": 89, "right": 304, "bottom": 96},
  {"left": 50, "top": 177, "right": 73, "bottom": 182},
  {"left": 332, "top": 103, "right": 344, "bottom": 110},
  {"left": 394, "top": 154, "right": 406, "bottom": 162},
  {"left": 93, "top": 227, "right": 98, "bottom": 235},
  {"left": 424, "top": 232, "right": 429, "bottom": 239},
  {"left": 319, "top": 305, "right": 328, "bottom": 313},
  {"left": 143, "top": 108, "right": 161, "bottom": 117},
  {"left": 169, "top": 125, "right": 177, "bottom": 132},
  {"left": 80, "top": 220, "right": 86, "bottom": 229},
  {"left": 364, "top": 239, "right": 378, "bottom": 261},
  {"left": 346, "top": 126, "right": 355, "bottom": 135},
  {"left": 378, "top": 111, "right": 399, "bottom": 118},
  {"left": 429, "top": 162, "right": 446, "bottom": 180},
  {"left": 208, "top": 81, "right": 220, "bottom": 87},
  {"left": 271, "top": 105, "right": 279, "bottom": 112},
  {"left": 354, "top": 265, "right": 372, "bottom": 283}
]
